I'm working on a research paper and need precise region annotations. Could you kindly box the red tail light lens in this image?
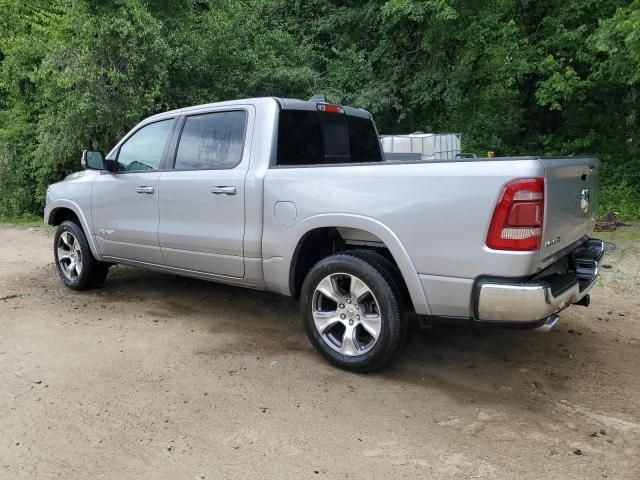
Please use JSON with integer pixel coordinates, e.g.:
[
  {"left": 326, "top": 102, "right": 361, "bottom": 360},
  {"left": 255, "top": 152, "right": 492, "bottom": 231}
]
[{"left": 486, "top": 178, "right": 544, "bottom": 251}]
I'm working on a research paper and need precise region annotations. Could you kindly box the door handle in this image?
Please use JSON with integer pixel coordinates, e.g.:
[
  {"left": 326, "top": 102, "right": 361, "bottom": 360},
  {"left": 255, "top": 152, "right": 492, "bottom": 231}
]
[
  {"left": 135, "top": 186, "right": 154, "bottom": 194},
  {"left": 210, "top": 186, "right": 236, "bottom": 195}
]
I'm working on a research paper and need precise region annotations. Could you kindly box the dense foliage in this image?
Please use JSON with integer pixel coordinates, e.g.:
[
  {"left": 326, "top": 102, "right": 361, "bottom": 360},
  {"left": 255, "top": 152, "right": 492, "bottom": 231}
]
[{"left": 1, "top": 0, "right": 639, "bottom": 218}]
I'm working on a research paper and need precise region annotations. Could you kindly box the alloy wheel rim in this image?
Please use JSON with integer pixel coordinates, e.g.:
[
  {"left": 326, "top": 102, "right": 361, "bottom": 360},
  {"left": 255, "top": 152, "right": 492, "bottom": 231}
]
[
  {"left": 57, "top": 231, "right": 83, "bottom": 281},
  {"left": 312, "top": 273, "right": 382, "bottom": 356}
]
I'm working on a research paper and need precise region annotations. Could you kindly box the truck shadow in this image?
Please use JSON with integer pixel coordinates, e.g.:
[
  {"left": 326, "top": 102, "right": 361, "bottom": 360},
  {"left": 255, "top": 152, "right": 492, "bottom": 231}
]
[
  {"left": 384, "top": 325, "right": 581, "bottom": 405},
  {"left": 91, "top": 265, "right": 596, "bottom": 401}
]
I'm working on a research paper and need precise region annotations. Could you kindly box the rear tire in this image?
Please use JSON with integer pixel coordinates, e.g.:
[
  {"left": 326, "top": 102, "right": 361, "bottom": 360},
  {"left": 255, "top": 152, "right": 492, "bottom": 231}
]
[
  {"left": 54, "top": 220, "right": 110, "bottom": 290},
  {"left": 300, "top": 253, "right": 406, "bottom": 372},
  {"left": 342, "top": 249, "right": 413, "bottom": 343}
]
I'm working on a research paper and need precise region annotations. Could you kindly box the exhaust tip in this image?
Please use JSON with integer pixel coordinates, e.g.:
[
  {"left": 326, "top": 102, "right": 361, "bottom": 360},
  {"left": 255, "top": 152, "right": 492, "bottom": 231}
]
[{"left": 536, "top": 314, "right": 560, "bottom": 333}]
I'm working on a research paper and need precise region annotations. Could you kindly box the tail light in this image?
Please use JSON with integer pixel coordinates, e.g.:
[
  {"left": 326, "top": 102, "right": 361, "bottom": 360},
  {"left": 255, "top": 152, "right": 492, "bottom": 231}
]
[{"left": 486, "top": 178, "right": 544, "bottom": 251}]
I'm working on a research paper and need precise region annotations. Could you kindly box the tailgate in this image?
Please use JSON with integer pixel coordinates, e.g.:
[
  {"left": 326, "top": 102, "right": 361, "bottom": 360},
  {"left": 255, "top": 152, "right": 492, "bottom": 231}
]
[{"left": 540, "top": 157, "right": 599, "bottom": 260}]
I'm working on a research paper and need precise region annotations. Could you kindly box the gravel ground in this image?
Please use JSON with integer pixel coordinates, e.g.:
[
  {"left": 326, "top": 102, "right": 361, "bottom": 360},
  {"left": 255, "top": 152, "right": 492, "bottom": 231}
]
[{"left": 0, "top": 225, "right": 639, "bottom": 479}]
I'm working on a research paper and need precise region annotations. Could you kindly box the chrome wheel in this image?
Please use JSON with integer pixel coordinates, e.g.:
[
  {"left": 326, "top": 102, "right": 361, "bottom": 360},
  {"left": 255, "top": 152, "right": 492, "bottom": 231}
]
[
  {"left": 312, "top": 273, "right": 382, "bottom": 356},
  {"left": 57, "top": 231, "right": 83, "bottom": 281}
]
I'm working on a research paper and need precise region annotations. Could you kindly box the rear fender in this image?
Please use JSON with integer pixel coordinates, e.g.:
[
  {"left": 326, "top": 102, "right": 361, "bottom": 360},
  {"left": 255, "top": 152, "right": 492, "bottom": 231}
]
[{"left": 293, "top": 213, "right": 431, "bottom": 315}]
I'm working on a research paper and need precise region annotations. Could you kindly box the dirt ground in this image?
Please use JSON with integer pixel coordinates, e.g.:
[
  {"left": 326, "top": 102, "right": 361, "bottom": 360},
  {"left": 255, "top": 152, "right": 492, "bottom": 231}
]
[{"left": 0, "top": 225, "right": 639, "bottom": 479}]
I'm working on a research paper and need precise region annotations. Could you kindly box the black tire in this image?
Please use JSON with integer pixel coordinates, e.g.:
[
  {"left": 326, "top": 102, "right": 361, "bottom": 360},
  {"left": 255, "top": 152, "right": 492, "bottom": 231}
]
[
  {"left": 342, "top": 249, "right": 413, "bottom": 344},
  {"left": 343, "top": 250, "right": 410, "bottom": 311},
  {"left": 346, "top": 250, "right": 422, "bottom": 333},
  {"left": 300, "top": 253, "right": 406, "bottom": 372},
  {"left": 53, "top": 220, "right": 110, "bottom": 290}
]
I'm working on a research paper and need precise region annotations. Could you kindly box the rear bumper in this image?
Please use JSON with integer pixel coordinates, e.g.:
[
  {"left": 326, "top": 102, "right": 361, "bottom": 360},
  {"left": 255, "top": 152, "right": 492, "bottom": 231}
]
[{"left": 474, "top": 238, "right": 604, "bottom": 323}]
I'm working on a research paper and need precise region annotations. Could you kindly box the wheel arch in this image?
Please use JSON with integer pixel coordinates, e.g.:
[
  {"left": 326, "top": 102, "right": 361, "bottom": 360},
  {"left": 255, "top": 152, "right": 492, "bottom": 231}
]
[
  {"left": 288, "top": 214, "right": 431, "bottom": 315},
  {"left": 46, "top": 201, "right": 101, "bottom": 259}
]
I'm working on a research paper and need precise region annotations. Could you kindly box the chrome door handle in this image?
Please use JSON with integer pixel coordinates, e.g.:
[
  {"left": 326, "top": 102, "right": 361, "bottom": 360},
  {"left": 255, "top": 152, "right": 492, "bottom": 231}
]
[
  {"left": 135, "top": 186, "right": 154, "bottom": 194},
  {"left": 210, "top": 186, "right": 236, "bottom": 195}
]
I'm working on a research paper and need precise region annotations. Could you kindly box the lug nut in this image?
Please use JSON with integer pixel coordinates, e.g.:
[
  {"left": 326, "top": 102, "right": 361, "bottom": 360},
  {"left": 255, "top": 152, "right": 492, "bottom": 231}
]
[
  {"left": 355, "top": 304, "right": 359, "bottom": 310},
  {"left": 340, "top": 314, "right": 346, "bottom": 320},
  {"left": 356, "top": 315, "right": 360, "bottom": 320},
  {"left": 349, "top": 319, "right": 354, "bottom": 326},
  {"left": 339, "top": 303, "right": 345, "bottom": 309},
  {"left": 346, "top": 299, "right": 351, "bottom": 304}
]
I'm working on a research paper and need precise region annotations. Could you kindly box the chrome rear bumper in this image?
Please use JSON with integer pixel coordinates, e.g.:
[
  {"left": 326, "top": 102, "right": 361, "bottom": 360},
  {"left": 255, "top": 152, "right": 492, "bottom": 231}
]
[{"left": 474, "top": 239, "right": 604, "bottom": 323}]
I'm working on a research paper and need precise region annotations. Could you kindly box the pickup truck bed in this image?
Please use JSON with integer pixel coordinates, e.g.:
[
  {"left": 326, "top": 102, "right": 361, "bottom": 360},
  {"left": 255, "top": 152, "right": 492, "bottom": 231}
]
[{"left": 263, "top": 154, "right": 600, "bottom": 320}]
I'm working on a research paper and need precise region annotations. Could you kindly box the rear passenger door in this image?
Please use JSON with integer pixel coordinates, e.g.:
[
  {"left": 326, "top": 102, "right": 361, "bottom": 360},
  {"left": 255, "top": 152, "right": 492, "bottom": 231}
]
[{"left": 157, "top": 107, "right": 253, "bottom": 278}]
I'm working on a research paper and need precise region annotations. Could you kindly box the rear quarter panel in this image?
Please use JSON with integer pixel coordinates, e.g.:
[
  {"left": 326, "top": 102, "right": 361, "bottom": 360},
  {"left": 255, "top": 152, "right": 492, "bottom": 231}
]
[{"left": 262, "top": 158, "right": 546, "bottom": 315}]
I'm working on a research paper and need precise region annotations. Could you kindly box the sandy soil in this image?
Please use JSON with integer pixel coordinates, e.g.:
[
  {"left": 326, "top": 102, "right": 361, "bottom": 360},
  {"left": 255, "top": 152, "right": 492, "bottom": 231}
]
[{"left": 0, "top": 225, "right": 639, "bottom": 479}]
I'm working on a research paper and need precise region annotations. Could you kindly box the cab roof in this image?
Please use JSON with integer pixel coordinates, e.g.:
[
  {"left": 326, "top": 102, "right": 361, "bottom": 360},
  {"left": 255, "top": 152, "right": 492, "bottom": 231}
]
[{"left": 146, "top": 96, "right": 371, "bottom": 123}]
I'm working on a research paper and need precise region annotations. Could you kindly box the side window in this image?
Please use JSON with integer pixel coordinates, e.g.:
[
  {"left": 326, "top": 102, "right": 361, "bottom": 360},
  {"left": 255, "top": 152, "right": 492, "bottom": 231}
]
[
  {"left": 116, "top": 119, "right": 173, "bottom": 172},
  {"left": 174, "top": 111, "right": 246, "bottom": 170}
]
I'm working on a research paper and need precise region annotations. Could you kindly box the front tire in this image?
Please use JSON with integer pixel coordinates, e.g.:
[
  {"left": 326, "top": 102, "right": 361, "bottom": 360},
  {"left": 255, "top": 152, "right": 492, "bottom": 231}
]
[
  {"left": 300, "top": 253, "right": 406, "bottom": 372},
  {"left": 54, "top": 220, "right": 109, "bottom": 290}
]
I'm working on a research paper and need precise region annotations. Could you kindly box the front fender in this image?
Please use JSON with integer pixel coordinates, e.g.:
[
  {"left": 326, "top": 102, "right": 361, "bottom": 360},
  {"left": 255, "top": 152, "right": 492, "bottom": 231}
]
[{"left": 45, "top": 199, "right": 101, "bottom": 259}]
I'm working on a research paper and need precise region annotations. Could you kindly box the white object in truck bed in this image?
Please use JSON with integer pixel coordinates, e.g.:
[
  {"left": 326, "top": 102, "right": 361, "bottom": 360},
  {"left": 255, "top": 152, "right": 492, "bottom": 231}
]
[{"left": 380, "top": 133, "right": 461, "bottom": 160}]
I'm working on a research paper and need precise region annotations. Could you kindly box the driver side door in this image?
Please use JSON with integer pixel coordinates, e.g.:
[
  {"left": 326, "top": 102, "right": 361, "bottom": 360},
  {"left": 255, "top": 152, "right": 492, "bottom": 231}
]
[{"left": 92, "top": 118, "right": 176, "bottom": 264}]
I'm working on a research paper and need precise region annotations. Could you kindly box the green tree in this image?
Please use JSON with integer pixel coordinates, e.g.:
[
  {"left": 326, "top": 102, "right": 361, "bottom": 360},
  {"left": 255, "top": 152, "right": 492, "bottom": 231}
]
[
  {"left": 0, "top": 0, "right": 170, "bottom": 214},
  {"left": 1, "top": 0, "right": 639, "bottom": 218}
]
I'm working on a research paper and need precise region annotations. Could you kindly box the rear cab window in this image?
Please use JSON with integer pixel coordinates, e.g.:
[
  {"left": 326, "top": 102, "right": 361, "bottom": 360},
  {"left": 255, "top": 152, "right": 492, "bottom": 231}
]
[{"left": 276, "top": 108, "right": 383, "bottom": 166}]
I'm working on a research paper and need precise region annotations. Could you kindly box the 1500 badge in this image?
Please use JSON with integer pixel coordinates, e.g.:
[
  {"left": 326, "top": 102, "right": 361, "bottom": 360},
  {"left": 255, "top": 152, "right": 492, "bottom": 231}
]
[{"left": 97, "top": 228, "right": 115, "bottom": 235}]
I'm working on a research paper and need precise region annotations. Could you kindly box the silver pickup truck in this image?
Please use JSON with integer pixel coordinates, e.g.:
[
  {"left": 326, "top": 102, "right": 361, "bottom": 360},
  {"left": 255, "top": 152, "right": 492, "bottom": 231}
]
[{"left": 44, "top": 96, "right": 604, "bottom": 372}]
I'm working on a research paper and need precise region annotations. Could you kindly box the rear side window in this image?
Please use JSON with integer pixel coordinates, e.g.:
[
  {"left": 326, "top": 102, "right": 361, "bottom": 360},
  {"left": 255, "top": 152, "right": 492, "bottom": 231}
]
[
  {"left": 276, "top": 110, "right": 382, "bottom": 166},
  {"left": 174, "top": 110, "right": 246, "bottom": 170}
]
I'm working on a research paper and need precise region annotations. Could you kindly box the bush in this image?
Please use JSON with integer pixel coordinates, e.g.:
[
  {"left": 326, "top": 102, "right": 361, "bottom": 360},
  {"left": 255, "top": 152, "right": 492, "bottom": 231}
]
[{"left": 599, "top": 182, "right": 640, "bottom": 221}]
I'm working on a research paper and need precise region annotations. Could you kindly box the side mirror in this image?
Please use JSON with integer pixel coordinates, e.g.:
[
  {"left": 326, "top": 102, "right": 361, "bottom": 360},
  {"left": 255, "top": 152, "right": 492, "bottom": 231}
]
[
  {"left": 81, "top": 150, "right": 106, "bottom": 170},
  {"left": 81, "top": 150, "right": 118, "bottom": 172}
]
